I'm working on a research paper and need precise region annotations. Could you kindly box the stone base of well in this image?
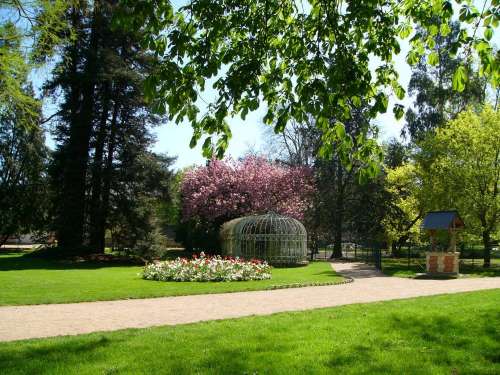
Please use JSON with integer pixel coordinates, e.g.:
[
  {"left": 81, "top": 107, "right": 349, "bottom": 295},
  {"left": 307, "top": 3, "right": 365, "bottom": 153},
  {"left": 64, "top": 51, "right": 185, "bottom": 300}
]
[{"left": 426, "top": 252, "right": 459, "bottom": 275}]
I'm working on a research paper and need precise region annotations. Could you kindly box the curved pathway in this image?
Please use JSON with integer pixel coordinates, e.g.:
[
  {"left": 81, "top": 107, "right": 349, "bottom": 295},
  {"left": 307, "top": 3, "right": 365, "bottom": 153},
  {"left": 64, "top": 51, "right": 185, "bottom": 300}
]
[{"left": 0, "top": 261, "right": 499, "bottom": 342}]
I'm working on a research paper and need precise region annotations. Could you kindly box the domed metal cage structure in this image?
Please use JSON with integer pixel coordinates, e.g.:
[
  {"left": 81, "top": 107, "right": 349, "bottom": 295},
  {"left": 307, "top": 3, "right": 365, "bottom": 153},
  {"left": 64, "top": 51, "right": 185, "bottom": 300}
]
[{"left": 220, "top": 212, "right": 308, "bottom": 266}]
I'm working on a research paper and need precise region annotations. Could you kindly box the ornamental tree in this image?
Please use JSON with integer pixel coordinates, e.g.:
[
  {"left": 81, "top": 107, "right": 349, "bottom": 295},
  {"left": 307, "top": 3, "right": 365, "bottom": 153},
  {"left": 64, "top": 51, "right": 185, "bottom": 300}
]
[
  {"left": 178, "top": 156, "right": 314, "bottom": 251},
  {"left": 181, "top": 156, "right": 314, "bottom": 222}
]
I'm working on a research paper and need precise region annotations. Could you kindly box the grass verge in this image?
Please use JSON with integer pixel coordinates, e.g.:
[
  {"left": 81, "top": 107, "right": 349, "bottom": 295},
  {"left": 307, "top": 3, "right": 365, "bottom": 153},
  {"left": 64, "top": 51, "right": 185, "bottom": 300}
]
[
  {"left": 0, "top": 252, "right": 342, "bottom": 305},
  {"left": 0, "top": 289, "right": 499, "bottom": 374},
  {"left": 382, "top": 258, "right": 500, "bottom": 278}
]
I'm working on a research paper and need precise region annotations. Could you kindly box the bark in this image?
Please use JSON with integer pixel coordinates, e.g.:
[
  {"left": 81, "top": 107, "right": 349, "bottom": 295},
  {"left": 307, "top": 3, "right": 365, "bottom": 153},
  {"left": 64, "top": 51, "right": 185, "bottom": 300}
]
[
  {"left": 0, "top": 235, "right": 9, "bottom": 248},
  {"left": 96, "top": 99, "right": 120, "bottom": 252},
  {"left": 331, "top": 162, "right": 344, "bottom": 259},
  {"left": 482, "top": 230, "right": 491, "bottom": 268}
]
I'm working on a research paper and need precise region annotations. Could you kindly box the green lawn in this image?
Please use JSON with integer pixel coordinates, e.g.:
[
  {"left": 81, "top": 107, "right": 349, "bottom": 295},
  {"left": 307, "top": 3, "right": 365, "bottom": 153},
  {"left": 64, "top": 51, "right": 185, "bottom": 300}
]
[
  {"left": 1, "top": 290, "right": 499, "bottom": 374},
  {"left": 383, "top": 258, "right": 500, "bottom": 278},
  {"left": 0, "top": 252, "right": 342, "bottom": 306}
]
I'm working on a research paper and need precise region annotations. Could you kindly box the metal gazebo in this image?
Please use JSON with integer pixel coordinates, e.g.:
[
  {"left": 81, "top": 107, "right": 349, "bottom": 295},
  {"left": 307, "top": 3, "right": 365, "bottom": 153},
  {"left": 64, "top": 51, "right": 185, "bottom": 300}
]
[{"left": 220, "top": 212, "right": 308, "bottom": 266}]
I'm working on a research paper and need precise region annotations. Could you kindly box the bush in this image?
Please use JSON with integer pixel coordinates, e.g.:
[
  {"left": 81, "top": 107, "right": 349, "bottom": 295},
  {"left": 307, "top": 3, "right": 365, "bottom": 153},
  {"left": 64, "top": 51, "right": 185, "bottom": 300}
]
[{"left": 142, "top": 252, "right": 272, "bottom": 282}]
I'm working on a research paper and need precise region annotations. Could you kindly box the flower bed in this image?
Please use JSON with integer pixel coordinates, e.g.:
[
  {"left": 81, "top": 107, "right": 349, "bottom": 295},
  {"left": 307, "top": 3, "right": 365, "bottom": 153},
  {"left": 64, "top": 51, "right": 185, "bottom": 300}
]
[{"left": 143, "top": 252, "right": 272, "bottom": 282}]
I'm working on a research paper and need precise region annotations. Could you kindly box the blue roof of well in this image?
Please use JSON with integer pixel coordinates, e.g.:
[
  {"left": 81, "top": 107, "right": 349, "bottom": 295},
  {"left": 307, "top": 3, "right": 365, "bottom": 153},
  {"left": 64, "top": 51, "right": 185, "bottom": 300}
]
[{"left": 421, "top": 211, "right": 464, "bottom": 230}]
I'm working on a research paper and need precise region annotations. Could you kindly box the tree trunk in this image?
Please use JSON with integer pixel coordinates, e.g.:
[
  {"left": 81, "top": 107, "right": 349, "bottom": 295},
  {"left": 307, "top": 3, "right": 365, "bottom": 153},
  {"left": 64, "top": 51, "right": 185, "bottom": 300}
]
[
  {"left": 482, "top": 230, "right": 491, "bottom": 268},
  {"left": 97, "top": 100, "right": 120, "bottom": 252},
  {"left": 331, "top": 162, "right": 344, "bottom": 259},
  {"left": 88, "top": 83, "right": 111, "bottom": 252},
  {"left": 0, "top": 234, "right": 9, "bottom": 248},
  {"left": 57, "top": 2, "right": 101, "bottom": 252}
]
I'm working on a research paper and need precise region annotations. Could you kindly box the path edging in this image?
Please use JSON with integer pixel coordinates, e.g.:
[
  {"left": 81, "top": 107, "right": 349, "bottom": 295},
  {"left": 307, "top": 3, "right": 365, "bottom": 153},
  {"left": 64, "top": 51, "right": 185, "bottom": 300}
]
[{"left": 266, "top": 276, "right": 353, "bottom": 290}]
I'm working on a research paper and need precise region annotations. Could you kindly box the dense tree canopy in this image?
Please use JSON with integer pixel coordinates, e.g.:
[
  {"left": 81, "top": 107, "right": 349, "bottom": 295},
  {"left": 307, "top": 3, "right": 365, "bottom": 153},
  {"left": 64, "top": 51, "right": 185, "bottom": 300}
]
[
  {"left": 0, "top": 86, "right": 48, "bottom": 245},
  {"left": 418, "top": 106, "right": 499, "bottom": 267},
  {"left": 121, "top": 0, "right": 499, "bottom": 176}
]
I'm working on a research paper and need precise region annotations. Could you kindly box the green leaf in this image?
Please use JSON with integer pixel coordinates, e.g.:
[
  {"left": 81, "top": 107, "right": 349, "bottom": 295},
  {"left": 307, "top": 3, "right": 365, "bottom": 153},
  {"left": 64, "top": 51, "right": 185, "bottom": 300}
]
[
  {"left": 201, "top": 137, "right": 213, "bottom": 158},
  {"left": 406, "top": 50, "right": 419, "bottom": 66},
  {"left": 484, "top": 27, "right": 493, "bottom": 41},
  {"left": 428, "top": 24, "right": 439, "bottom": 36},
  {"left": 375, "top": 94, "right": 389, "bottom": 114},
  {"left": 351, "top": 96, "right": 362, "bottom": 107},
  {"left": 399, "top": 24, "right": 413, "bottom": 39},
  {"left": 394, "top": 85, "right": 406, "bottom": 100},
  {"left": 440, "top": 23, "right": 451, "bottom": 36},
  {"left": 452, "top": 66, "right": 468, "bottom": 92},
  {"left": 335, "top": 122, "right": 346, "bottom": 139},
  {"left": 428, "top": 51, "right": 439, "bottom": 66},
  {"left": 393, "top": 104, "right": 404, "bottom": 120}
]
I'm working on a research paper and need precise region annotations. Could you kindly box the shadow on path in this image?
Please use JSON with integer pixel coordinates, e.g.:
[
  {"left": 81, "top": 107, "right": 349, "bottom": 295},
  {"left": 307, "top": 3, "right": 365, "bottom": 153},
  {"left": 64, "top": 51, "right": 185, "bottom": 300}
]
[{"left": 330, "top": 261, "right": 385, "bottom": 279}]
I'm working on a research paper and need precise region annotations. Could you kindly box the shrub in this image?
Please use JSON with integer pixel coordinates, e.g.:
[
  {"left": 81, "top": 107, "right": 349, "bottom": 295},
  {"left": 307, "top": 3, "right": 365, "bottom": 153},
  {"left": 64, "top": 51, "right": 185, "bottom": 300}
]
[{"left": 142, "top": 252, "right": 272, "bottom": 282}]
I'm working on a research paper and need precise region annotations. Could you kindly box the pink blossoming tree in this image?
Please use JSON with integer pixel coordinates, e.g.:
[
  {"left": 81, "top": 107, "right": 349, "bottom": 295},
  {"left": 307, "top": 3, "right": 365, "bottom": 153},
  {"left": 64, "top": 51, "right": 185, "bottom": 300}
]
[{"left": 178, "top": 156, "right": 315, "bottom": 251}]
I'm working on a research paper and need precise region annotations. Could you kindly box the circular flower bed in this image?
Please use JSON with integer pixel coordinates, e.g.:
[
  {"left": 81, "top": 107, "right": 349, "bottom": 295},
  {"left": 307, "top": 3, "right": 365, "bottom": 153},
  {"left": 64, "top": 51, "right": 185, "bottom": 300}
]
[{"left": 143, "top": 252, "right": 272, "bottom": 282}]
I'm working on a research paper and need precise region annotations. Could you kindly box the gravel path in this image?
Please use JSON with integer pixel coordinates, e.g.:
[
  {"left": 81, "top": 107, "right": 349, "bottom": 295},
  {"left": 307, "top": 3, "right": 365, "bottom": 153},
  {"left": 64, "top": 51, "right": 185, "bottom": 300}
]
[{"left": 1, "top": 261, "right": 499, "bottom": 342}]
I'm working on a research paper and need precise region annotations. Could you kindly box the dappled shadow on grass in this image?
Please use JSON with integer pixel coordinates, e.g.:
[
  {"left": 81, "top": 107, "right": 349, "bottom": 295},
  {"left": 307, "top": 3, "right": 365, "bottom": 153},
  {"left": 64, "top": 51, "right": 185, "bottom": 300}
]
[
  {"left": 0, "top": 249, "right": 215, "bottom": 272},
  {"left": 0, "top": 335, "right": 122, "bottom": 374},
  {"left": 0, "top": 253, "right": 142, "bottom": 271},
  {"left": 1, "top": 293, "right": 499, "bottom": 374},
  {"left": 326, "top": 309, "right": 500, "bottom": 373},
  {"left": 383, "top": 258, "right": 500, "bottom": 278},
  {"left": 460, "top": 263, "right": 500, "bottom": 277}
]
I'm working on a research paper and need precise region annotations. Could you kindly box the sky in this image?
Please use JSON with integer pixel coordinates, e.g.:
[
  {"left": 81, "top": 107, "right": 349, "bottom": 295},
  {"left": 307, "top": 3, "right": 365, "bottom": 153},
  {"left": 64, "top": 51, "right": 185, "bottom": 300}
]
[
  {"left": 24, "top": 1, "right": 496, "bottom": 170},
  {"left": 151, "top": 44, "right": 414, "bottom": 169}
]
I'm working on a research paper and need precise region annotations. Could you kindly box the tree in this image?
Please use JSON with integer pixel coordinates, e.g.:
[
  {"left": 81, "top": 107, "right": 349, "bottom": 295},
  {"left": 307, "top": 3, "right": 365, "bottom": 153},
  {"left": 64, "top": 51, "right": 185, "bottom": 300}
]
[
  {"left": 403, "top": 22, "right": 488, "bottom": 142},
  {"left": 0, "top": 1, "right": 70, "bottom": 128},
  {"left": 107, "top": 152, "right": 175, "bottom": 259},
  {"left": 263, "top": 117, "right": 319, "bottom": 168},
  {"left": 384, "top": 138, "right": 410, "bottom": 169},
  {"left": 382, "top": 163, "right": 424, "bottom": 254},
  {"left": 179, "top": 156, "right": 315, "bottom": 251},
  {"left": 0, "top": 22, "right": 39, "bottom": 130},
  {"left": 45, "top": 0, "right": 173, "bottom": 254},
  {"left": 0, "top": 86, "right": 48, "bottom": 245},
  {"left": 419, "top": 106, "right": 499, "bottom": 267},
  {"left": 121, "top": 0, "right": 499, "bottom": 170}
]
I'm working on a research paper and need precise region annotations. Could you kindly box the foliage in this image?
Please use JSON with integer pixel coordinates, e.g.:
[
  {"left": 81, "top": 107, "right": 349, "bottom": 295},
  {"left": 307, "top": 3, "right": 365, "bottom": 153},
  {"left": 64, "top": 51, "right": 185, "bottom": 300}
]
[
  {"left": 182, "top": 156, "right": 314, "bottom": 222},
  {"left": 382, "top": 163, "right": 424, "bottom": 251},
  {"left": 0, "top": 77, "right": 48, "bottom": 244},
  {"left": 1, "top": 290, "right": 499, "bottom": 374},
  {"left": 43, "top": 0, "right": 175, "bottom": 254},
  {"left": 403, "top": 22, "right": 489, "bottom": 142},
  {"left": 120, "top": 0, "right": 499, "bottom": 173},
  {"left": 418, "top": 106, "right": 500, "bottom": 267},
  {"left": 0, "top": 22, "right": 39, "bottom": 129},
  {"left": 0, "top": 252, "right": 340, "bottom": 305},
  {"left": 264, "top": 109, "right": 389, "bottom": 256},
  {"left": 143, "top": 252, "right": 272, "bottom": 282},
  {"left": 107, "top": 152, "right": 175, "bottom": 259},
  {"left": 179, "top": 156, "right": 314, "bottom": 251},
  {"left": 0, "top": 1, "right": 71, "bottom": 127},
  {"left": 384, "top": 138, "right": 410, "bottom": 169}
]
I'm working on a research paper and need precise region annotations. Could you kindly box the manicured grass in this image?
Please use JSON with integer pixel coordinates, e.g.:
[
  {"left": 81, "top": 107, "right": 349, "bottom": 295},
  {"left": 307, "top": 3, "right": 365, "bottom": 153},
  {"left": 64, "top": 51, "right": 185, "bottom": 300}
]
[
  {"left": 0, "top": 252, "right": 342, "bottom": 306},
  {"left": 383, "top": 258, "right": 500, "bottom": 278},
  {"left": 1, "top": 290, "right": 499, "bottom": 374}
]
